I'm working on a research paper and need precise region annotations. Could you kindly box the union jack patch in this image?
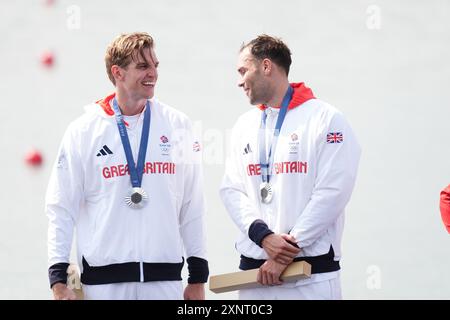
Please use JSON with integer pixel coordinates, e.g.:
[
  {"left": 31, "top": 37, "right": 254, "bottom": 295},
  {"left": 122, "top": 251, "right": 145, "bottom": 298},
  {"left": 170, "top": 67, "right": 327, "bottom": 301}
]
[{"left": 327, "top": 132, "right": 343, "bottom": 144}]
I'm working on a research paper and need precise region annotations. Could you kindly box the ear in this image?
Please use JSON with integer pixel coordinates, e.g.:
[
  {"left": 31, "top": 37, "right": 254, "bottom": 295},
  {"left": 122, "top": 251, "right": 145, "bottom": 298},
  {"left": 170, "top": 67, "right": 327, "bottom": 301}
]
[
  {"left": 111, "top": 65, "right": 124, "bottom": 83},
  {"left": 262, "top": 58, "right": 272, "bottom": 75}
]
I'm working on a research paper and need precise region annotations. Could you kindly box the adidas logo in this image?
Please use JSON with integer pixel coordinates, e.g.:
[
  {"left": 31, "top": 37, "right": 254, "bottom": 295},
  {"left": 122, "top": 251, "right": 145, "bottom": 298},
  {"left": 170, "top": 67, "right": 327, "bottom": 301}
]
[
  {"left": 243, "top": 143, "right": 252, "bottom": 155},
  {"left": 96, "top": 145, "right": 113, "bottom": 157}
]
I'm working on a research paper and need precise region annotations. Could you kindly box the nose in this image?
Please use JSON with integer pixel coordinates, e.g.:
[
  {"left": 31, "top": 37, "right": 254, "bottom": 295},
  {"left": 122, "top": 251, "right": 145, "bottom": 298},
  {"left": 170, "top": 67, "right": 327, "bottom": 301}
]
[
  {"left": 147, "top": 67, "right": 157, "bottom": 78},
  {"left": 237, "top": 78, "right": 244, "bottom": 88}
]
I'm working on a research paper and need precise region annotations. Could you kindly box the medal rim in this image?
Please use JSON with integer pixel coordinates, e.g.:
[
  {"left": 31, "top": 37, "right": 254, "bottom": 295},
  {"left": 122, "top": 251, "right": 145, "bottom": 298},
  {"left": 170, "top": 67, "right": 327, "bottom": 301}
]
[
  {"left": 125, "top": 187, "right": 148, "bottom": 209},
  {"left": 260, "top": 182, "right": 273, "bottom": 204}
]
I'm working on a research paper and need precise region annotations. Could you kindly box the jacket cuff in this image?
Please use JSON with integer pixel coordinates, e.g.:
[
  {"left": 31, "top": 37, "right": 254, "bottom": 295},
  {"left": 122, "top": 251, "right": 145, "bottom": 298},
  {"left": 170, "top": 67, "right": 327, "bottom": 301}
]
[
  {"left": 187, "top": 257, "right": 209, "bottom": 284},
  {"left": 248, "top": 219, "right": 274, "bottom": 248},
  {"left": 48, "top": 262, "right": 70, "bottom": 288}
]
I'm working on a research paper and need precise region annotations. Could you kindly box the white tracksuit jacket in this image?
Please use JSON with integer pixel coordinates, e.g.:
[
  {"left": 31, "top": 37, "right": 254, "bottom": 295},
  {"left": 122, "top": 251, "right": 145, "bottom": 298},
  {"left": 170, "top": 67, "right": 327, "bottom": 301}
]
[
  {"left": 220, "top": 83, "right": 361, "bottom": 285},
  {"left": 46, "top": 93, "right": 207, "bottom": 281}
]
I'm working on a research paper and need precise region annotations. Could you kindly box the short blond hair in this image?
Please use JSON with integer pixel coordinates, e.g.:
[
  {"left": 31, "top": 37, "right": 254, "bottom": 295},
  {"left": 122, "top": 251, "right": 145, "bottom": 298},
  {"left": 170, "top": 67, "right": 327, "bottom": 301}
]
[{"left": 105, "top": 32, "right": 154, "bottom": 85}]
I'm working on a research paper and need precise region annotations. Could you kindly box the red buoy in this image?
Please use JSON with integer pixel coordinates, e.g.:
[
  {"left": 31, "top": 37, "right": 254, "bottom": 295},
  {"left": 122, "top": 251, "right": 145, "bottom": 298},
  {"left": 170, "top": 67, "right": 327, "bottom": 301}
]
[
  {"left": 25, "top": 149, "right": 43, "bottom": 167},
  {"left": 41, "top": 51, "right": 55, "bottom": 68}
]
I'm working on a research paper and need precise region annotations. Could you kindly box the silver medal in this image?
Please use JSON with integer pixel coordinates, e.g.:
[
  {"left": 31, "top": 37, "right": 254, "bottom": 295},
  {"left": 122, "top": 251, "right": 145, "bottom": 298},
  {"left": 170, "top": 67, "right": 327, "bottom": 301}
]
[
  {"left": 125, "top": 187, "right": 148, "bottom": 209},
  {"left": 260, "top": 182, "right": 273, "bottom": 204}
]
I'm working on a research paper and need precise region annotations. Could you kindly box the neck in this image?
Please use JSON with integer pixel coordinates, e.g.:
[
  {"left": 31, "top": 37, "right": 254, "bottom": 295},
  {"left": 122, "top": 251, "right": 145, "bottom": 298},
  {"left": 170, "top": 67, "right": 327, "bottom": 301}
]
[
  {"left": 265, "top": 79, "right": 290, "bottom": 108},
  {"left": 115, "top": 89, "right": 147, "bottom": 116}
]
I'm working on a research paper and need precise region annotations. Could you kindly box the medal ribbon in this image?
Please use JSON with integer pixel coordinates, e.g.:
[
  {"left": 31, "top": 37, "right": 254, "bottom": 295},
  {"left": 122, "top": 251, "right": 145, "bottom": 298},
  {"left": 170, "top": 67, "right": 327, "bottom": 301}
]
[
  {"left": 259, "top": 85, "right": 293, "bottom": 184},
  {"left": 112, "top": 98, "right": 151, "bottom": 188}
]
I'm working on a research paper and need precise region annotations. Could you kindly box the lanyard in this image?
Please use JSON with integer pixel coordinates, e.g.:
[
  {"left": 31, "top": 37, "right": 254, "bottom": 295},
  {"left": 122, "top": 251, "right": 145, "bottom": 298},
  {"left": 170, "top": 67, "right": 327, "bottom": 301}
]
[
  {"left": 112, "top": 98, "right": 151, "bottom": 188},
  {"left": 258, "top": 85, "right": 293, "bottom": 183}
]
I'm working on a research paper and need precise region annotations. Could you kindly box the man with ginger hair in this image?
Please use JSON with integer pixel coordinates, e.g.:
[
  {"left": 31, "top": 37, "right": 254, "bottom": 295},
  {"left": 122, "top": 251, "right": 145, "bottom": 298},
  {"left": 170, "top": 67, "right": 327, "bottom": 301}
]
[{"left": 46, "top": 32, "right": 208, "bottom": 300}]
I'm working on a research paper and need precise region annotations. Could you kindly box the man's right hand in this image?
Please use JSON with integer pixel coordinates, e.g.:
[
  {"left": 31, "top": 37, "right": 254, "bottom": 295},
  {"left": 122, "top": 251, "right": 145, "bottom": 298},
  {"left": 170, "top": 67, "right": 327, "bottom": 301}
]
[
  {"left": 261, "top": 233, "right": 301, "bottom": 265},
  {"left": 52, "top": 283, "right": 77, "bottom": 300}
]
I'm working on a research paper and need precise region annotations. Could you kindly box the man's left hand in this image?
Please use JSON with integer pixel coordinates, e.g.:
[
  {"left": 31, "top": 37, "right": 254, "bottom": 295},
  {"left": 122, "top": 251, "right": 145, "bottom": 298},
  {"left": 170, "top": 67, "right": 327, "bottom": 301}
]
[
  {"left": 257, "top": 259, "right": 288, "bottom": 286},
  {"left": 184, "top": 283, "right": 205, "bottom": 300}
]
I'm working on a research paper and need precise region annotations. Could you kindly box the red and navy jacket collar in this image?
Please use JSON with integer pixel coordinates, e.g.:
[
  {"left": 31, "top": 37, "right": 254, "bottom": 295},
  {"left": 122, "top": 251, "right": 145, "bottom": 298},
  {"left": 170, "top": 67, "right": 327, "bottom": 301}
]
[
  {"left": 257, "top": 82, "right": 315, "bottom": 111},
  {"left": 96, "top": 93, "right": 115, "bottom": 116},
  {"left": 96, "top": 93, "right": 134, "bottom": 127}
]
